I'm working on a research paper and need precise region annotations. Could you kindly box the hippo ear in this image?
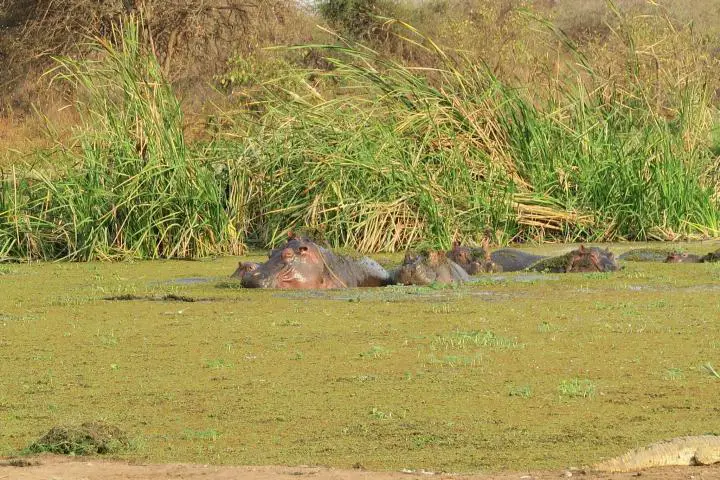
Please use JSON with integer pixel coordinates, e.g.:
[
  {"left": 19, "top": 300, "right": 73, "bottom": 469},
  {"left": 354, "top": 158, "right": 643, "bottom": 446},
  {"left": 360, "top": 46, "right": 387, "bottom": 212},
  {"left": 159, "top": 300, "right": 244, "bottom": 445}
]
[
  {"left": 287, "top": 230, "right": 297, "bottom": 240},
  {"left": 453, "top": 240, "right": 461, "bottom": 248},
  {"left": 578, "top": 244, "right": 586, "bottom": 253}
]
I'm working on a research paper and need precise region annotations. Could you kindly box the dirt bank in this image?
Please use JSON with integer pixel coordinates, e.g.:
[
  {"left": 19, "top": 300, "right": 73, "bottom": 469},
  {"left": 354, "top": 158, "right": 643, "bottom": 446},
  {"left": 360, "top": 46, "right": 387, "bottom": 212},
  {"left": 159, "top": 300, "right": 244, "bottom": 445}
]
[{"left": 2, "top": 456, "right": 720, "bottom": 480}]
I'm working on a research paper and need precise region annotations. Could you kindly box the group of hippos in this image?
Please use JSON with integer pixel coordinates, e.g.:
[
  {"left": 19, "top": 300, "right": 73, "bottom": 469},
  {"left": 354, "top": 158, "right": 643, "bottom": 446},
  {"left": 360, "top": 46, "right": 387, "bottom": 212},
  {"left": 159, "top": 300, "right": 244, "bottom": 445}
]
[{"left": 230, "top": 233, "right": 720, "bottom": 289}]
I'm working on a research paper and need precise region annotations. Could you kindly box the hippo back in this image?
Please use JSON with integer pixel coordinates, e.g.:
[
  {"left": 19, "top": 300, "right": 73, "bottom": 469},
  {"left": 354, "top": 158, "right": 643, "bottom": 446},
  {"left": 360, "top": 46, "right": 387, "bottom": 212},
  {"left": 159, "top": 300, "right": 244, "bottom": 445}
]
[
  {"left": 323, "top": 251, "right": 393, "bottom": 287},
  {"left": 490, "top": 249, "right": 547, "bottom": 272},
  {"left": 700, "top": 248, "right": 720, "bottom": 263},
  {"left": 619, "top": 248, "right": 674, "bottom": 262},
  {"left": 392, "top": 251, "right": 468, "bottom": 286},
  {"left": 528, "top": 246, "right": 619, "bottom": 273}
]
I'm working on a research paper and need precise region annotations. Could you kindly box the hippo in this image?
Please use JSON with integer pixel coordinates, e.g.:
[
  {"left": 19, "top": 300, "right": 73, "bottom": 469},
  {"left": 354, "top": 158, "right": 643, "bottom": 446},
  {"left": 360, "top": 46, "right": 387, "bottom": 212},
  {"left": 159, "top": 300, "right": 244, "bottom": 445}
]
[
  {"left": 230, "top": 261, "right": 261, "bottom": 281},
  {"left": 619, "top": 246, "right": 719, "bottom": 263},
  {"left": 664, "top": 252, "right": 701, "bottom": 263},
  {"left": 527, "top": 245, "right": 620, "bottom": 273},
  {"left": 392, "top": 250, "right": 470, "bottom": 286},
  {"left": 447, "top": 240, "right": 502, "bottom": 274},
  {"left": 239, "top": 235, "right": 393, "bottom": 289},
  {"left": 700, "top": 248, "right": 720, "bottom": 262},
  {"left": 489, "top": 248, "right": 547, "bottom": 272},
  {"left": 619, "top": 248, "right": 676, "bottom": 262}
]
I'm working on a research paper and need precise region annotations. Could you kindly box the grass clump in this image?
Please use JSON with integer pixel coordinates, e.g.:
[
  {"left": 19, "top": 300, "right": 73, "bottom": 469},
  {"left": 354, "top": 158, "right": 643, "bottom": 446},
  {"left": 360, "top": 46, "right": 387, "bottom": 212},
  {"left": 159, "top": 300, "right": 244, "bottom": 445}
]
[
  {"left": 181, "top": 428, "right": 221, "bottom": 441},
  {"left": 359, "top": 345, "right": 391, "bottom": 358},
  {"left": 432, "top": 330, "right": 522, "bottom": 350},
  {"left": 664, "top": 367, "right": 683, "bottom": 381},
  {"left": 701, "top": 363, "right": 720, "bottom": 380},
  {"left": 508, "top": 384, "right": 533, "bottom": 398},
  {"left": 558, "top": 378, "right": 596, "bottom": 399},
  {"left": 23, "top": 421, "right": 129, "bottom": 456}
]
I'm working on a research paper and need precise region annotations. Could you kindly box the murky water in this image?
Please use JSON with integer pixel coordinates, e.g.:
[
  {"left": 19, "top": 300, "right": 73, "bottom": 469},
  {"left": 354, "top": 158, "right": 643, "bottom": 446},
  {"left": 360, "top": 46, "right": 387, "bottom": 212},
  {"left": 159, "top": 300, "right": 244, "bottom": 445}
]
[{"left": 0, "top": 241, "right": 718, "bottom": 472}]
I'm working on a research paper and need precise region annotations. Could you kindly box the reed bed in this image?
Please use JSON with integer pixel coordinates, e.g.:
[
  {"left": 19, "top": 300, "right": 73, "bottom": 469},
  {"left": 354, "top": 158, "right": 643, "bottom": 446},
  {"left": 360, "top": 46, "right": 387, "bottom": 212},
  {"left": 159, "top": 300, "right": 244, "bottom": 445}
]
[
  {"left": 220, "top": 18, "right": 718, "bottom": 250},
  {"left": 1, "top": 19, "right": 234, "bottom": 260},
  {"left": 1, "top": 10, "right": 718, "bottom": 259}
]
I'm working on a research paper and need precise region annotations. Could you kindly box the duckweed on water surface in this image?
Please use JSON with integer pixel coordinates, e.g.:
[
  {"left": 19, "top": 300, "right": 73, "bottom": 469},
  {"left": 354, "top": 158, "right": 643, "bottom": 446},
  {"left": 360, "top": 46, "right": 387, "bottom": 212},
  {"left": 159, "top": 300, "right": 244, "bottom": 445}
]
[{"left": 0, "top": 242, "right": 719, "bottom": 472}]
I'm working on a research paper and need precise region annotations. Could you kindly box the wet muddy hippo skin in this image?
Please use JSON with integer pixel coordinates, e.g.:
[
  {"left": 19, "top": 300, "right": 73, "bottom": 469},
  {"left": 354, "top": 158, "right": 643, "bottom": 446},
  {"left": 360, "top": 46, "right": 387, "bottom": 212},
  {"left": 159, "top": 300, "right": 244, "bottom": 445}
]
[
  {"left": 240, "top": 236, "right": 393, "bottom": 289},
  {"left": 619, "top": 248, "right": 676, "bottom": 262},
  {"left": 700, "top": 248, "right": 720, "bottom": 262},
  {"left": 392, "top": 250, "right": 470, "bottom": 286},
  {"left": 664, "top": 252, "right": 701, "bottom": 263},
  {"left": 230, "top": 261, "right": 261, "bottom": 281},
  {"left": 619, "top": 247, "right": 719, "bottom": 263},
  {"left": 527, "top": 245, "right": 620, "bottom": 273},
  {"left": 446, "top": 240, "right": 502, "bottom": 274},
  {"left": 489, "top": 248, "right": 547, "bottom": 272}
]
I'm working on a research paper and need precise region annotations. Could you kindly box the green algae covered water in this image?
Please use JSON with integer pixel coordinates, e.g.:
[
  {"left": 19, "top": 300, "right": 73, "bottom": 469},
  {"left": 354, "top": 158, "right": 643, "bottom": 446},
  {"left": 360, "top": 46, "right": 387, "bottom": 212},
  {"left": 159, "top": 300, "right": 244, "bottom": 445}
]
[{"left": 0, "top": 242, "right": 719, "bottom": 473}]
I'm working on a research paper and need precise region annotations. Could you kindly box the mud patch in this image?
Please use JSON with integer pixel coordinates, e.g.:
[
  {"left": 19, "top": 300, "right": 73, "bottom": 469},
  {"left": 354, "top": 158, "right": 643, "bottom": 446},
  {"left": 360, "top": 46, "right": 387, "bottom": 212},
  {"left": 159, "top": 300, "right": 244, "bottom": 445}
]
[{"left": 104, "top": 294, "right": 213, "bottom": 302}]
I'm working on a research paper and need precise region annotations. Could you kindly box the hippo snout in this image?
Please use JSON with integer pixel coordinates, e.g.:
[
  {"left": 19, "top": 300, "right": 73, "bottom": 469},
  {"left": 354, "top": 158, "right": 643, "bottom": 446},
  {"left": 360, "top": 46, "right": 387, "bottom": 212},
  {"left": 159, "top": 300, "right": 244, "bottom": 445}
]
[
  {"left": 281, "top": 248, "right": 295, "bottom": 263},
  {"left": 241, "top": 269, "right": 274, "bottom": 288}
]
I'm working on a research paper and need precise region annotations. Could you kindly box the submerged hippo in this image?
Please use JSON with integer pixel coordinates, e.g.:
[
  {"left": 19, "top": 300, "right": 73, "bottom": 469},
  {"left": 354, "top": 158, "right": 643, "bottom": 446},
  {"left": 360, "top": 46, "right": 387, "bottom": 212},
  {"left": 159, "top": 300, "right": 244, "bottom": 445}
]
[
  {"left": 619, "top": 248, "right": 676, "bottom": 262},
  {"left": 527, "top": 245, "right": 620, "bottom": 273},
  {"left": 666, "top": 248, "right": 720, "bottom": 263},
  {"left": 239, "top": 236, "right": 393, "bottom": 289},
  {"left": 620, "top": 246, "right": 720, "bottom": 263},
  {"left": 700, "top": 248, "right": 720, "bottom": 262},
  {"left": 447, "top": 240, "right": 502, "bottom": 274},
  {"left": 664, "top": 252, "right": 702, "bottom": 263},
  {"left": 490, "top": 248, "right": 547, "bottom": 272},
  {"left": 392, "top": 250, "right": 469, "bottom": 286}
]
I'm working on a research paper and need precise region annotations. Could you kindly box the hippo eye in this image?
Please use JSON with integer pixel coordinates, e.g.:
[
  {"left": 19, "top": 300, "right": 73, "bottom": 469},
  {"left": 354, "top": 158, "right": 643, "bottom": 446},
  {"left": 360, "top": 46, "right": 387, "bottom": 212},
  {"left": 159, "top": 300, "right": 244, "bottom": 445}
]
[{"left": 298, "top": 246, "right": 308, "bottom": 253}]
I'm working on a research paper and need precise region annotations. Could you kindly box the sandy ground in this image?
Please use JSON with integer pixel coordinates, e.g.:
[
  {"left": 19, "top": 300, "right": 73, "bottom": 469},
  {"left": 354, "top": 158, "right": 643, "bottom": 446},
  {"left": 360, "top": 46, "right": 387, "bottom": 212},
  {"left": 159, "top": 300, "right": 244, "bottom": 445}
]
[{"left": 2, "top": 456, "right": 720, "bottom": 480}]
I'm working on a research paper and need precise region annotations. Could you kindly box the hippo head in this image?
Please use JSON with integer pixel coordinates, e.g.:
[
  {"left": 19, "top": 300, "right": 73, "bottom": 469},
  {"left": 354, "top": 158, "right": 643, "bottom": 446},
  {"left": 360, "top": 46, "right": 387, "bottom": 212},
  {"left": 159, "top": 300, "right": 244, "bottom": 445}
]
[
  {"left": 665, "top": 252, "right": 686, "bottom": 263},
  {"left": 230, "top": 261, "right": 260, "bottom": 281},
  {"left": 665, "top": 252, "right": 712, "bottom": 263},
  {"left": 447, "top": 240, "right": 502, "bottom": 274},
  {"left": 395, "top": 250, "right": 468, "bottom": 286},
  {"left": 395, "top": 251, "right": 441, "bottom": 286},
  {"left": 241, "top": 236, "right": 336, "bottom": 289},
  {"left": 565, "top": 246, "right": 620, "bottom": 272}
]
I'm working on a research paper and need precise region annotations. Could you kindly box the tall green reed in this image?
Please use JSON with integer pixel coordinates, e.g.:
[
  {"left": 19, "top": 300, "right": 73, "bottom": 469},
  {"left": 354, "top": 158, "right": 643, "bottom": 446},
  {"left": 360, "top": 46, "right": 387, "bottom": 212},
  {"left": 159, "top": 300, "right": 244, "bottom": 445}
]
[
  {"left": 0, "top": 18, "right": 234, "bottom": 260},
  {"left": 2, "top": 11, "right": 718, "bottom": 260},
  {"left": 221, "top": 16, "right": 718, "bottom": 250}
]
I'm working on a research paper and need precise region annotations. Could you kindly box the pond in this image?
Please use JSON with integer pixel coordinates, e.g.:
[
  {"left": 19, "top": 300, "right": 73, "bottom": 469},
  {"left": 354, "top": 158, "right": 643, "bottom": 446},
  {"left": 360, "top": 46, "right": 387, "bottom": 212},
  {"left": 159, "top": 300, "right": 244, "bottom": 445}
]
[{"left": 0, "top": 241, "right": 719, "bottom": 472}]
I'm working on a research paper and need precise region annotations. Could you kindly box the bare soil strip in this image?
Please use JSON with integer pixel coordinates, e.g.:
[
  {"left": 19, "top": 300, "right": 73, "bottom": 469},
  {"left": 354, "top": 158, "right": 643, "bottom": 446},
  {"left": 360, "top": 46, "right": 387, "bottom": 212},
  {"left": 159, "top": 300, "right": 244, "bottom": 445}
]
[{"left": 2, "top": 456, "right": 720, "bottom": 480}]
